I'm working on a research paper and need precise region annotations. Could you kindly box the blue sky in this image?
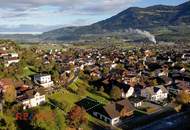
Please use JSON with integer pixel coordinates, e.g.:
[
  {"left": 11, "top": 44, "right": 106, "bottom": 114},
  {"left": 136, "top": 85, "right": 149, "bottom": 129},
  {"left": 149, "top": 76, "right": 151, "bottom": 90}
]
[{"left": 0, "top": 0, "right": 187, "bottom": 34}]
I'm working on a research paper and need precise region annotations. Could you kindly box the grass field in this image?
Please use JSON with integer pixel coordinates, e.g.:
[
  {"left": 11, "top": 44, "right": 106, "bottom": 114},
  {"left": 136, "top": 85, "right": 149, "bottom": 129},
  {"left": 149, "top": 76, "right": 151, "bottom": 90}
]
[
  {"left": 48, "top": 89, "right": 111, "bottom": 130},
  {"left": 68, "top": 78, "right": 109, "bottom": 104},
  {"left": 18, "top": 43, "right": 65, "bottom": 51},
  {"left": 48, "top": 89, "right": 81, "bottom": 112},
  {"left": 22, "top": 66, "right": 36, "bottom": 77},
  {"left": 48, "top": 78, "right": 112, "bottom": 129}
]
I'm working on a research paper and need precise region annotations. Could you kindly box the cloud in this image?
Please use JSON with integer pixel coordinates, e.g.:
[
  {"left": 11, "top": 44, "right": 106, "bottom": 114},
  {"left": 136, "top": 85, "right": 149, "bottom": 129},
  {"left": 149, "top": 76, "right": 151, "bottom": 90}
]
[
  {"left": 0, "top": 0, "right": 138, "bottom": 13},
  {"left": 0, "top": 24, "right": 63, "bottom": 33},
  {"left": 0, "top": 0, "right": 139, "bottom": 32}
]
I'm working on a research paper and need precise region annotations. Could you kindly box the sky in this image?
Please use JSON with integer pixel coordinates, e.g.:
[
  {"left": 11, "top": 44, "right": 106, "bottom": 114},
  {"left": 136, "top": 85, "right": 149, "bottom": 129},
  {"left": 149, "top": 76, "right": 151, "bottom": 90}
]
[{"left": 0, "top": 0, "right": 187, "bottom": 34}]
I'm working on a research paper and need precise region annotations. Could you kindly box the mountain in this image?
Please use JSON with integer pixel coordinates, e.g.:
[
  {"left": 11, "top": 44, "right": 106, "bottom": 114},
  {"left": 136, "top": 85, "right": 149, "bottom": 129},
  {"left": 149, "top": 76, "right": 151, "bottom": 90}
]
[
  {"left": 1, "top": 1, "right": 190, "bottom": 42},
  {"left": 40, "top": 1, "right": 190, "bottom": 42}
]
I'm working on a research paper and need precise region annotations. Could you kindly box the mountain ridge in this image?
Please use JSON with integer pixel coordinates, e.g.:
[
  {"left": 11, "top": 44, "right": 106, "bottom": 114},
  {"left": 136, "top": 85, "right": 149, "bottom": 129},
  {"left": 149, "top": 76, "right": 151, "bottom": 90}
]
[
  {"left": 40, "top": 1, "right": 190, "bottom": 42},
  {"left": 1, "top": 1, "right": 190, "bottom": 42}
]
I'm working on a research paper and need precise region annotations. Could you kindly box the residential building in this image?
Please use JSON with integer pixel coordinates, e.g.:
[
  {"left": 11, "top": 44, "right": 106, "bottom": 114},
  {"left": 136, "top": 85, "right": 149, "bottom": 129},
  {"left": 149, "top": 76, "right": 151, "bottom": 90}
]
[
  {"left": 141, "top": 85, "right": 168, "bottom": 102},
  {"left": 121, "top": 86, "right": 134, "bottom": 98},
  {"left": 17, "top": 88, "right": 46, "bottom": 109},
  {"left": 34, "top": 74, "right": 54, "bottom": 88},
  {"left": 129, "top": 96, "right": 144, "bottom": 108},
  {"left": 93, "top": 99, "right": 134, "bottom": 125}
]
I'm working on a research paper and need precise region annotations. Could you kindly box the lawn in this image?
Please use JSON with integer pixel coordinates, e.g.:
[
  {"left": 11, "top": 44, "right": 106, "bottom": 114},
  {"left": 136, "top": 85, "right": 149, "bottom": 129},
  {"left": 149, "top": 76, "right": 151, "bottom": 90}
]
[
  {"left": 86, "top": 91, "right": 109, "bottom": 105},
  {"left": 69, "top": 78, "right": 109, "bottom": 104},
  {"left": 22, "top": 66, "right": 36, "bottom": 77},
  {"left": 48, "top": 89, "right": 81, "bottom": 112},
  {"left": 19, "top": 43, "right": 64, "bottom": 51},
  {"left": 48, "top": 78, "right": 111, "bottom": 129},
  {"left": 48, "top": 90, "right": 110, "bottom": 130}
]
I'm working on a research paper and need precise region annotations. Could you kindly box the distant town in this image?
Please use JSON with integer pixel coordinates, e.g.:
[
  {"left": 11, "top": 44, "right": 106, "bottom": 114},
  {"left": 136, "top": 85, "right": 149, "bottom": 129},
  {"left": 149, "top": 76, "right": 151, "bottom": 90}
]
[{"left": 0, "top": 39, "right": 190, "bottom": 130}]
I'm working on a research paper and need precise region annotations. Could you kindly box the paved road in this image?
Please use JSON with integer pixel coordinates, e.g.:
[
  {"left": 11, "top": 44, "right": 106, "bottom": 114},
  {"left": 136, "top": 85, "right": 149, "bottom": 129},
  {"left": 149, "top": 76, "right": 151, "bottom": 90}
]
[
  {"left": 117, "top": 107, "right": 176, "bottom": 130},
  {"left": 135, "top": 110, "right": 190, "bottom": 130}
]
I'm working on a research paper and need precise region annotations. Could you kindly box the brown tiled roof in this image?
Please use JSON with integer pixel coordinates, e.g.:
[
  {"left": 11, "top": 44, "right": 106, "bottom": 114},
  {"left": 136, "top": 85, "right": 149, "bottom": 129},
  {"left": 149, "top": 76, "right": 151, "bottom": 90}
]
[
  {"left": 103, "top": 102, "right": 120, "bottom": 118},
  {"left": 25, "top": 87, "right": 46, "bottom": 99},
  {"left": 102, "top": 99, "right": 134, "bottom": 119},
  {"left": 116, "top": 99, "right": 134, "bottom": 112}
]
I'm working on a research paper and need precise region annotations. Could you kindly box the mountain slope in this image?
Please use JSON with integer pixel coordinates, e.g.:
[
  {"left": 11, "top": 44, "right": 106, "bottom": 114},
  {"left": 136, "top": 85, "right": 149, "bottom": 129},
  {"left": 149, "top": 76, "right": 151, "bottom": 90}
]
[{"left": 40, "top": 1, "right": 190, "bottom": 42}]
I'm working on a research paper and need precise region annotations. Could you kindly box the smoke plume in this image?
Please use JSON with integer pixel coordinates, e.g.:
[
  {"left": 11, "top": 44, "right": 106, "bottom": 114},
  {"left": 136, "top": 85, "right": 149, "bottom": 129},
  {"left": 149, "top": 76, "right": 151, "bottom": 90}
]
[{"left": 125, "top": 28, "right": 156, "bottom": 43}]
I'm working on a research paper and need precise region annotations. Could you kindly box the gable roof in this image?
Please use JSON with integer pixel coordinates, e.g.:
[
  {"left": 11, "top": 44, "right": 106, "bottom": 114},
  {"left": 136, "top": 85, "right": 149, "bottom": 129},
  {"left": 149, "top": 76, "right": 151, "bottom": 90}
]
[
  {"left": 98, "top": 99, "right": 134, "bottom": 119},
  {"left": 129, "top": 96, "right": 145, "bottom": 103},
  {"left": 17, "top": 87, "right": 46, "bottom": 101},
  {"left": 26, "top": 87, "right": 46, "bottom": 98},
  {"left": 154, "top": 87, "right": 160, "bottom": 93},
  {"left": 141, "top": 85, "right": 168, "bottom": 95},
  {"left": 103, "top": 103, "right": 120, "bottom": 118}
]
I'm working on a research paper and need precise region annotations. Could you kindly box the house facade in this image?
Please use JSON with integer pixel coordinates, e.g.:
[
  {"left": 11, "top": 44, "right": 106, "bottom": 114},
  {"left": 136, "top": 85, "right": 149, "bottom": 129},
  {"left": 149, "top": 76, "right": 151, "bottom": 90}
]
[
  {"left": 141, "top": 85, "right": 168, "bottom": 102},
  {"left": 34, "top": 74, "right": 54, "bottom": 88},
  {"left": 19, "top": 88, "right": 46, "bottom": 109},
  {"left": 129, "top": 96, "right": 144, "bottom": 108}
]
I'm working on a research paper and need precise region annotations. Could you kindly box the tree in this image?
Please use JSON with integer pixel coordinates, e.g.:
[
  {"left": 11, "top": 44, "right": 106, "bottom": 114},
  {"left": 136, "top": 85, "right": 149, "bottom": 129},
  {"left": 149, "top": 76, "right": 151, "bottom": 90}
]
[
  {"left": 31, "top": 107, "right": 56, "bottom": 130},
  {"left": 110, "top": 86, "right": 121, "bottom": 100},
  {"left": 0, "top": 114, "right": 17, "bottom": 130},
  {"left": 66, "top": 106, "right": 87, "bottom": 128},
  {"left": 116, "top": 64, "right": 124, "bottom": 70},
  {"left": 151, "top": 79, "right": 158, "bottom": 86},
  {"left": 101, "top": 67, "right": 109, "bottom": 76},
  {"left": 176, "top": 91, "right": 190, "bottom": 104},
  {"left": 51, "top": 70, "right": 60, "bottom": 83},
  {"left": 3, "top": 80, "right": 16, "bottom": 103}
]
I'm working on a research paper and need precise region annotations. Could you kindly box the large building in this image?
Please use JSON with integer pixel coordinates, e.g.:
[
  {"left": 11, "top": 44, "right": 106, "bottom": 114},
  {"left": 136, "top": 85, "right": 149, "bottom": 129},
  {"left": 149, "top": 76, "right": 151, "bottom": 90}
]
[{"left": 17, "top": 87, "right": 46, "bottom": 109}]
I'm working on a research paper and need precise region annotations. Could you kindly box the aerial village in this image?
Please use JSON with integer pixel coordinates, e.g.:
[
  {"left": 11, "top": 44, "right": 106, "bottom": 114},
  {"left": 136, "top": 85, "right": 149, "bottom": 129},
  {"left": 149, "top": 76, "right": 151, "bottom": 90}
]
[{"left": 0, "top": 40, "right": 190, "bottom": 130}]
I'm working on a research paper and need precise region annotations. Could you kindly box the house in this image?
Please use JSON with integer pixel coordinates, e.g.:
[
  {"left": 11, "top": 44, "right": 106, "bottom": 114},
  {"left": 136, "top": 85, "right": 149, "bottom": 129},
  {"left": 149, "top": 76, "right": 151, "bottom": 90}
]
[
  {"left": 34, "top": 74, "right": 54, "bottom": 88},
  {"left": 17, "top": 87, "right": 46, "bottom": 109},
  {"left": 121, "top": 86, "right": 134, "bottom": 98},
  {"left": 93, "top": 99, "right": 134, "bottom": 125},
  {"left": 10, "top": 53, "right": 19, "bottom": 58},
  {"left": 90, "top": 70, "right": 101, "bottom": 78},
  {"left": 129, "top": 96, "right": 144, "bottom": 108},
  {"left": 168, "top": 80, "right": 190, "bottom": 94},
  {"left": 2, "top": 52, "right": 20, "bottom": 67},
  {"left": 5, "top": 57, "right": 20, "bottom": 67},
  {"left": 141, "top": 85, "right": 168, "bottom": 102},
  {"left": 0, "top": 50, "right": 8, "bottom": 57},
  {"left": 158, "top": 76, "right": 172, "bottom": 86}
]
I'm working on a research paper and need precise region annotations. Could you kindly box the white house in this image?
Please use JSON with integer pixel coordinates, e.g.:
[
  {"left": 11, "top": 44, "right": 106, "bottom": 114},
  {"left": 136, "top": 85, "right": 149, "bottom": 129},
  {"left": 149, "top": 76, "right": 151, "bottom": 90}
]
[
  {"left": 20, "top": 88, "right": 46, "bottom": 109},
  {"left": 5, "top": 57, "right": 20, "bottom": 67},
  {"left": 10, "top": 53, "right": 19, "bottom": 58},
  {"left": 34, "top": 74, "right": 54, "bottom": 88},
  {"left": 121, "top": 86, "right": 134, "bottom": 98},
  {"left": 141, "top": 85, "right": 168, "bottom": 102}
]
